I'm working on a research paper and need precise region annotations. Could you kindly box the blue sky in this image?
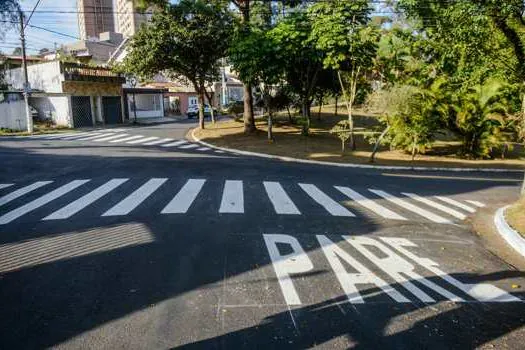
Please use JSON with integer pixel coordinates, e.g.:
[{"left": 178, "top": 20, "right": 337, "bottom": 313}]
[{"left": 2, "top": 0, "right": 87, "bottom": 55}]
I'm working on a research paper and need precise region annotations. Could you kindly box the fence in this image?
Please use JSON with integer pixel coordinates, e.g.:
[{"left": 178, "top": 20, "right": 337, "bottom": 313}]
[{"left": 0, "top": 99, "right": 27, "bottom": 131}]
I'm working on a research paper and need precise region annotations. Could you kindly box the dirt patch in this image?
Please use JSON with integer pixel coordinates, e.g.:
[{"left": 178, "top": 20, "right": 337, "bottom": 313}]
[
  {"left": 506, "top": 198, "right": 525, "bottom": 237},
  {"left": 194, "top": 116, "right": 524, "bottom": 170}
]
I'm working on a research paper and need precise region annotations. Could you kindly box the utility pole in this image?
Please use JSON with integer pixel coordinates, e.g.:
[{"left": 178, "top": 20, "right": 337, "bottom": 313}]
[{"left": 19, "top": 9, "right": 33, "bottom": 133}]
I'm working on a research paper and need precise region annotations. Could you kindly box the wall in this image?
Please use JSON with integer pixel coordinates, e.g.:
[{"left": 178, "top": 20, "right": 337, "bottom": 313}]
[
  {"left": 62, "top": 81, "right": 122, "bottom": 96},
  {"left": 30, "top": 95, "right": 72, "bottom": 127},
  {"left": 126, "top": 93, "right": 164, "bottom": 119},
  {"left": 0, "top": 100, "right": 27, "bottom": 130},
  {"left": 6, "top": 61, "right": 63, "bottom": 93}
]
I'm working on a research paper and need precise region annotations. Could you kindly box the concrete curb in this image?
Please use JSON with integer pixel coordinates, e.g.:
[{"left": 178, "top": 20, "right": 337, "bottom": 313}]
[
  {"left": 191, "top": 128, "right": 523, "bottom": 173},
  {"left": 494, "top": 206, "right": 525, "bottom": 258}
]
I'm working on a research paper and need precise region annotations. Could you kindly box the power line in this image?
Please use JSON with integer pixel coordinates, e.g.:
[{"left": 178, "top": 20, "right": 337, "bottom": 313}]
[{"left": 24, "top": 0, "right": 43, "bottom": 30}]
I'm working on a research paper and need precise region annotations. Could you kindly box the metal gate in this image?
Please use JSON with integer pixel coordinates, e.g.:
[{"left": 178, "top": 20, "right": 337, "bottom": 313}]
[
  {"left": 71, "top": 96, "right": 93, "bottom": 128},
  {"left": 102, "top": 96, "right": 123, "bottom": 125}
]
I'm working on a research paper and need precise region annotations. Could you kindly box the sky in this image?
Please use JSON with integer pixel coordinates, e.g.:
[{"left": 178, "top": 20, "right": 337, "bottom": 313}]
[{"left": 1, "top": 0, "right": 93, "bottom": 55}]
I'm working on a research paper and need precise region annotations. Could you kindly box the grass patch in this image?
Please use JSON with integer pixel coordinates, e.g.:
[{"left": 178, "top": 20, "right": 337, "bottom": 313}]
[
  {"left": 506, "top": 198, "right": 525, "bottom": 237},
  {"left": 0, "top": 123, "right": 73, "bottom": 136},
  {"left": 195, "top": 107, "right": 524, "bottom": 170}
]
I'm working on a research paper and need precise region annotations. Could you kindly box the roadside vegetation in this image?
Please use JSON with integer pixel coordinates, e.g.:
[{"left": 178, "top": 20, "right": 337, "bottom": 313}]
[
  {"left": 506, "top": 198, "right": 525, "bottom": 237},
  {"left": 127, "top": 0, "right": 525, "bottom": 169},
  {"left": 0, "top": 123, "right": 72, "bottom": 136}
]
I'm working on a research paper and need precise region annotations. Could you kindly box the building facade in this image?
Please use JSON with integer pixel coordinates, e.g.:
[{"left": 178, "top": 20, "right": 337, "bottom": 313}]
[
  {"left": 77, "top": 0, "right": 115, "bottom": 41},
  {"left": 116, "top": 0, "right": 149, "bottom": 38}
]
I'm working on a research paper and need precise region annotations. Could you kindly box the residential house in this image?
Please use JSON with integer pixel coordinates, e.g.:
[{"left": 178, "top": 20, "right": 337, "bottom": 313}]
[{"left": 6, "top": 60, "right": 126, "bottom": 128}]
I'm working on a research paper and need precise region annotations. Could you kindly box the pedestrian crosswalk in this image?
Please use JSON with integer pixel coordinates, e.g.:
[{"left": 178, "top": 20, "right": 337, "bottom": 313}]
[
  {"left": 18, "top": 129, "right": 229, "bottom": 155},
  {"left": 0, "top": 178, "right": 486, "bottom": 225}
]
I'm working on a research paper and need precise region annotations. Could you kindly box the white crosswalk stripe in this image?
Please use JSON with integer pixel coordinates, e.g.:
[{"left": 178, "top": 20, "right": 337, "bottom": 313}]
[
  {"left": 0, "top": 181, "right": 53, "bottom": 208},
  {"left": 0, "top": 180, "right": 90, "bottom": 225},
  {"left": 103, "top": 178, "right": 167, "bottom": 216},
  {"left": 43, "top": 133, "right": 80, "bottom": 139},
  {"left": 60, "top": 132, "right": 98, "bottom": 140},
  {"left": 370, "top": 189, "right": 452, "bottom": 224},
  {"left": 197, "top": 147, "right": 211, "bottom": 151},
  {"left": 144, "top": 138, "right": 173, "bottom": 145},
  {"left": 109, "top": 135, "right": 145, "bottom": 143},
  {"left": 93, "top": 134, "right": 129, "bottom": 142},
  {"left": 178, "top": 143, "right": 199, "bottom": 150},
  {"left": 299, "top": 184, "right": 355, "bottom": 217},
  {"left": 43, "top": 179, "right": 129, "bottom": 220},
  {"left": 335, "top": 186, "right": 407, "bottom": 221},
  {"left": 435, "top": 196, "right": 476, "bottom": 213},
  {"left": 161, "top": 140, "right": 187, "bottom": 148},
  {"left": 127, "top": 136, "right": 159, "bottom": 144},
  {"left": 465, "top": 200, "right": 485, "bottom": 208},
  {"left": 401, "top": 193, "right": 467, "bottom": 220},
  {"left": 263, "top": 181, "right": 300, "bottom": 215},
  {"left": 161, "top": 179, "right": 206, "bottom": 214},
  {"left": 219, "top": 180, "right": 244, "bottom": 213},
  {"left": 0, "top": 178, "right": 485, "bottom": 224},
  {"left": 76, "top": 133, "right": 115, "bottom": 141}
]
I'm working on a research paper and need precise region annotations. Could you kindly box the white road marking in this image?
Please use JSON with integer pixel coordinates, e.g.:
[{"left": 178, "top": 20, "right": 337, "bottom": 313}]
[
  {"left": 76, "top": 133, "right": 115, "bottom": 141},
  {"left": 465, "top": 200, "right": 486, "bottom": 208},
  {"left": 178, "top": 143, "right": 199, "bottom": 149},
  {"left": 370, "top": 189, "right": 452, "bottom": 224},
  {"left": 263, "top": 234, "right": 314, "bottom": 305},
  {"left": 42, "top": 133, "right": 79, "bottom": 139},
  {"left": 0, "top": 181, "right": 53, "bottom": 207},
  {"left": 0, "top": 180, "right": 90, "bottom": 225},
  {"left": 144, "top": 138, "right": 173, "bottom": 146},
  {"left": 103, "top": 178, "right": 167, "bottom": 216},
  {"left": 435, "top": 196, "right": 476, "bottom": 213},
  {"left": 402, "top": 193, "right": 467, "bottom": 220},
  {"left": 263, "top": 182, "right": 300, "bottom": 215},
  {"left": 161, "top": 179, "right": 206, "bottom": 214},
  {"left": 43, "top": 179, "right": 129, "bottom": 220},
  {"left": 161, "top": 140, "right": 187, "bottom": 147},
  {"left": 215, "top": 150, "right": 226, "bottom": 154},
  {"left": 127, "top": 136, "right": 159, "bottom": 144},
  {"left": 197, "top": 147, "right": 211, "bottom": 151},
  {"left": 299, "top": 184, "right": 355, "bottom": 217},
  {"left": 109, "top": 135, "right": 144, "bottom": 143},
  {"left": 93, "top": 133, "right": 129, "bottom": 142},
  {"left": 0, "top": 184, "right": 14, "bottom": 190},
  {"left": 59, "top": 132, "right": 98, "bottom": 140},
  {"left": 317, "top": 235, "right": 410, "bottom": 303},
  {"left": 335, "top": 186, "right": 407, "bottom": 220},
  {"left": 382, "top": 237, "right": 521, "bottom": 302},
  {"left": 219, "top": 180, "right": 244, "bottom": 213}
]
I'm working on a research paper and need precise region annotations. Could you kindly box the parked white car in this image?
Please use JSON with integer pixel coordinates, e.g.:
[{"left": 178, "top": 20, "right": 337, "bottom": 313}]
[{"left": 186, "top": 104, "right": 216, "bottom": 118}]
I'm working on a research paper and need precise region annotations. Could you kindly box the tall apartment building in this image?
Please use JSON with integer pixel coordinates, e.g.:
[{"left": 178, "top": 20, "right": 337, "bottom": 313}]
[
  {"left": 77, "top": 0, "right": 115, "bottom": 41},
  {"left": 116, "top": 0, "right": 149, "bottom": 38}
]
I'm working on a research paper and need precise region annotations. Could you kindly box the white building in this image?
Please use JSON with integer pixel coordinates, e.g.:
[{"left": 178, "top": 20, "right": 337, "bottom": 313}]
[{"left": 115, "top": 0, "right": 150, "bottom": 38}]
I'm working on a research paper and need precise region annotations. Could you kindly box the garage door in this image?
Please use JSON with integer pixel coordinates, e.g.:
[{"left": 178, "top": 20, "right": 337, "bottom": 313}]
[
  {"left": 102, "top": 97, "right": 122, "bottom": 125},
  {"left": 71, "top": 96, "right": 93, "bottom": 128}
]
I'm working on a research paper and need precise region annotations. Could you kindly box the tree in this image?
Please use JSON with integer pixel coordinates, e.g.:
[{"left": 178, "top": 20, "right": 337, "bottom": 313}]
[
  {"left": 229, "top": 28, "right": 283, "bottom": 140},
  {"left": 11, "top": 47, "right": 22, "bottom": 56},
  {"left": 310, "top": 0, "right": 378, "bottom": 150},
  {"left": 0, "top": 0, "right": 19, "bottom": 39},
  {"left": 122, "top": 0, "right": 233, "bottom": 130},
  {"left": 268, "top": 12, "right": 323, "bottom": 135}
]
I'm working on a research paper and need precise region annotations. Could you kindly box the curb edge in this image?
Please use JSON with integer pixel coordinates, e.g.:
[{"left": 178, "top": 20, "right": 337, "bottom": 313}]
[
  {"left": 494, "top": 206, "right": 525, "bottom": 258},
  {"left": 191, "top": 128, "right": 523, "bottom": 173}
]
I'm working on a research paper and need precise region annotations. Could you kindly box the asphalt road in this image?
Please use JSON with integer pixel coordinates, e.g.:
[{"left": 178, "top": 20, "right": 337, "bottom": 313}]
[{"left": 1, "top": 120, "right": 524, "bottom": 349}]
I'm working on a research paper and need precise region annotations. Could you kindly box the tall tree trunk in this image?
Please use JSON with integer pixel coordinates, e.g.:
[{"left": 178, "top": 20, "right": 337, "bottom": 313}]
[
  {"left": 411, "top": 135, "right": 418, "bottom": 161},
  {"left": 244, "top": 83, "right": 256, "bottom": 133},
  {"left": 302, "top": 98, "right": 311, "bottom": 135},
  {"left": 198, "top": 92, "right": 205, "bottom": 130},
  {"left": 286, "top": 105, "right": 293, "bottom": 123},
  {"left": 335, "top": 95, "right": 338, "bottom": 116},
  {"left": 238, "top": 1, "right": 256, "bottom": 134},
  {"left": 317, "top": 95, "right": 323, "bottom": 121},
  {"left": 369, "top": 124, "right": 390, "bottom": 163},
  {"left": 264, "top": 92, "right": 273, "bottom": 141}
]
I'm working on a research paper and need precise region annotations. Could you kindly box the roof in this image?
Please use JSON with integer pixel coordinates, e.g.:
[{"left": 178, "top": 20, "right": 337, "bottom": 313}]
[{"left": 145, "top": 81, "right": 196, "bottom": 93}]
